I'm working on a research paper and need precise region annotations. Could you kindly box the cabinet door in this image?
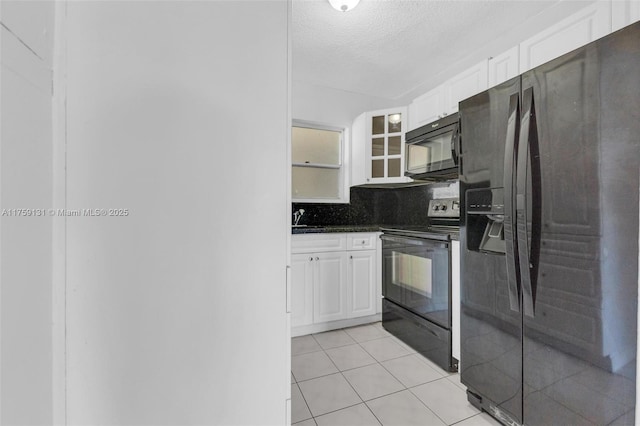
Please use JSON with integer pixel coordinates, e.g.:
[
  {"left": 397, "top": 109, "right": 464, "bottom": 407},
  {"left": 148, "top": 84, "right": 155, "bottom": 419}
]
[
  {"left": 291, "top": 253, "right": 314, "bottom": 327},
  {"left": 519, "top": 2, "right": 611, "bottom": 72},
  {"left": 347, "top": 250, "right": 377, "bottom": 319},
  {"left": 353, "top": 108, "right": 411, "bottom": 186},
  {"left": 612, "top": 0, "right": 640, "bottom": 31},
  {"left": 313, "top": 252, "right": 348, "bottom": 323},
  {"left": 488, "top": 46, "right": 519, "bottom": 88},
  {"left": 350, "top": 112, "right": 367, "bottom": 186},
  {"left": 366, "top": 107, "right": 409, "bottom": 184},
  {"left": 408, "top": 87, "right": 444, "bottom": 131},
  {"left": 443, "top": 59, "right": 488, "bottom": 114}
]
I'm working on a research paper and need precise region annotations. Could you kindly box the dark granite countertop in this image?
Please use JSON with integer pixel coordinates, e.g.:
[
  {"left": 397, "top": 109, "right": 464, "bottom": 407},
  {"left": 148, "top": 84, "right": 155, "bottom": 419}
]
[
  {"left": 291, "top": 225, "right": 381, "bottom": 234},
  {"left": 292, "top": 224, "right": 460, "bottom": 241}
]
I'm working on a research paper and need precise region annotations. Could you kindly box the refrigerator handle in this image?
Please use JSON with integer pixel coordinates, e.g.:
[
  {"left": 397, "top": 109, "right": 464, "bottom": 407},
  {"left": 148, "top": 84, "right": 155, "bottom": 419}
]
[
  {"left": 503, "top": 93, "right": 521, "bottom": 313},
  {"left": 516, "top": 87, "right": 542, "bottom": 318}
]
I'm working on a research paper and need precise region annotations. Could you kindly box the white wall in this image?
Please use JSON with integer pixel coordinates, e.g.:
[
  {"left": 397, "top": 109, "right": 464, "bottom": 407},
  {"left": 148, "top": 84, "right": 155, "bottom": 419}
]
[
  {"left": 62, "top": 1, "right": 290, "bottom": 424},
  {"left": 0, "top": 1, "right": 55, "bottom": 424},
  {"left": 293, "top": 80, "right": 400, "bottom": 128}
]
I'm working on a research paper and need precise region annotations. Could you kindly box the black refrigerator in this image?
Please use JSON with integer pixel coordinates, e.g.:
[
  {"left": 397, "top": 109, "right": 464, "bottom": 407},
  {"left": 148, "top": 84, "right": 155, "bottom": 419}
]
[{"left": 459, "top": 22, "right": 639, "bottom": 426}]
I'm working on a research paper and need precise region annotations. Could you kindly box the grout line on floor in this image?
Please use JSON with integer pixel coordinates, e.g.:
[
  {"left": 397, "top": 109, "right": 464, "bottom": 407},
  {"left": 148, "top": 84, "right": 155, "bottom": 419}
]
[
  {"left": 449, "top": 413, "right": 486, "bottom": 426},
  {"left": 293, "top": 381, "right": 315, "bottom": 425},
  {"left": 295, "top": 322, "right": 478, "bottom": 425},
  {"left": 406, "top": 384, "right": 451, "bottom": 426},
  {"left": 295, "top": 370, "right": 342, "bottom": 384},
  {"left": 313, "top": 401, "right": 370, "bottom": 422}
]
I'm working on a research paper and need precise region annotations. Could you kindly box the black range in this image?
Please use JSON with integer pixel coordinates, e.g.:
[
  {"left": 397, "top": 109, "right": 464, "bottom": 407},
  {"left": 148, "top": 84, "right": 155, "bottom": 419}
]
[{"left": 380, "top": 197, "right": 459, "bottom": 372}]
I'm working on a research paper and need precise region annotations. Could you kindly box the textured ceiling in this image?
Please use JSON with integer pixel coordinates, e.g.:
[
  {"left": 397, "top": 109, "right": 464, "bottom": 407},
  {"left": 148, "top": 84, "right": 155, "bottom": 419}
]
[{"left": 292, "top": 0, "right": 595, "bottom": 102}]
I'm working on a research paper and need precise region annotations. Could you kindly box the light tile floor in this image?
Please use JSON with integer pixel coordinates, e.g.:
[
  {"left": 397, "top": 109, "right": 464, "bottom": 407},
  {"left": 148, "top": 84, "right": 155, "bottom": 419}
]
[{"left": 292, "top": 322, "right": 501, "bottom": 426}]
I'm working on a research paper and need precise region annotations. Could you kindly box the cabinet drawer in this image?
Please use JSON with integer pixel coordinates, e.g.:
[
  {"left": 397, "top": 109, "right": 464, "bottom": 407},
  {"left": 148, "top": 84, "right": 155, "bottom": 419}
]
[
  {"left": 292, "top": 234, "right": 347, "bottom": 253},
  {"left": 347, "top": 233, "right": 378, "bottom": 251}
]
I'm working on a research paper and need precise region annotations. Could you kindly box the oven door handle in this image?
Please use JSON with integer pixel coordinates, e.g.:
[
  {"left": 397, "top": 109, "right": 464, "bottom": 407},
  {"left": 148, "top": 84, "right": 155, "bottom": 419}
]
[{"left": 380, "top": 234, "right": 449, "bottom": 249}]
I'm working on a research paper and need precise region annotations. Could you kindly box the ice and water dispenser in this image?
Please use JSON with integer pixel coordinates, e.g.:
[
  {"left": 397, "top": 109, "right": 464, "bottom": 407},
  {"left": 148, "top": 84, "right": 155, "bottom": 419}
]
[{"left": 465, "top": 188, "right": 506, "bottom": 254}]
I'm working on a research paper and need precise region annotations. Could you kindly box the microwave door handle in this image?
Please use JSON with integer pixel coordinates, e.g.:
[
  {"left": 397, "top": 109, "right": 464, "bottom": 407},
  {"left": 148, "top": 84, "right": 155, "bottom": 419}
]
[
  {"left": 516, "top": 87, "right": 542, "bottom": 318},
  {"left": 503, "top": 93, "right": 521, "bottom": 313},
  {"left": 451, "top": 121, "right": 460, "bottom": 164}
]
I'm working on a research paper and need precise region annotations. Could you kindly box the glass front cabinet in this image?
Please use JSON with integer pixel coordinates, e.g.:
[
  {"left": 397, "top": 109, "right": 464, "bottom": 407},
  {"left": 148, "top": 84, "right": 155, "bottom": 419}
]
[{"left": 351, "top": 107, "right": 411, "bottom": 185}]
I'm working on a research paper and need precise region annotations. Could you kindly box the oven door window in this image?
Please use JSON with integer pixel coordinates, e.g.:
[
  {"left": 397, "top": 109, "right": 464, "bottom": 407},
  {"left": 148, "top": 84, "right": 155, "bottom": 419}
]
[
  {"left": 382, "top": 235, "right": 450, "bottom": 328},
  {"left": 392, "top": 252, "right": 433, "bottom": 298}
]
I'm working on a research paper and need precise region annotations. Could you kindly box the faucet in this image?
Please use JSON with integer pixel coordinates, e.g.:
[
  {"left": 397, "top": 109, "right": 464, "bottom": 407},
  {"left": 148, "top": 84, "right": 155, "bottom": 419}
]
[{"left": 293, "top": 209, "right": 305, "bottom": 226}]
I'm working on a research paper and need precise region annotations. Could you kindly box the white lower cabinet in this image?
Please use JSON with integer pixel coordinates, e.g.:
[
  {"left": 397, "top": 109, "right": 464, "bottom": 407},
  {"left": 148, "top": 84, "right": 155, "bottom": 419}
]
[
  {"left": 348, "top": 250, "right": 377, "bottom": 318},
  {"left": 291, "top": 233, "right": 380, "bottom": 335},
  {"left": 313, "top": 251, "right": 349, "bottom": 323},
  {"left": 290, "top": 253, "right": 314, "bottom": 328}
]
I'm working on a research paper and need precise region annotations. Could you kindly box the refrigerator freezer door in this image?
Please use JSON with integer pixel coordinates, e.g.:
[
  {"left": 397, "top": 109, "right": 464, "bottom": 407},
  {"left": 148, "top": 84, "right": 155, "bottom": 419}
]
[{"left": 460, "top": 77, "right": 523, "bottom": 424}]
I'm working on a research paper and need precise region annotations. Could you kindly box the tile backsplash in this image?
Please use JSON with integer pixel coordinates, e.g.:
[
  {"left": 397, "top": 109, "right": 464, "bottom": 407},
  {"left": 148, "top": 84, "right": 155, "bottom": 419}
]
[{"left": 292, "top": 181, "right": 458, "bottom": 227}]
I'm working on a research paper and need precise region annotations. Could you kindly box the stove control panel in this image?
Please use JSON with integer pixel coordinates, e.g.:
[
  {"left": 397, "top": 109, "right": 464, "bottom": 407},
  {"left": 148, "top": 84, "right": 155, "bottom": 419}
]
[{"left": 428, "top": 198, "right": 460, "bottom": 218}]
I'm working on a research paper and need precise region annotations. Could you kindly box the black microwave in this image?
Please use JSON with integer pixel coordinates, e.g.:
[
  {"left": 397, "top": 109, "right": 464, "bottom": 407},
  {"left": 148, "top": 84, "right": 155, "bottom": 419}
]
[{"left": 405, "top": 114, "right": 460, "bottom": 180}]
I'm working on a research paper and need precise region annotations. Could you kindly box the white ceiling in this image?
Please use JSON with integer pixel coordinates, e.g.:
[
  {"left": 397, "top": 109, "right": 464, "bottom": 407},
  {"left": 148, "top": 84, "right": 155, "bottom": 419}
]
[{"left": 292, "top": 0, "right": 595, "bottom": 103}]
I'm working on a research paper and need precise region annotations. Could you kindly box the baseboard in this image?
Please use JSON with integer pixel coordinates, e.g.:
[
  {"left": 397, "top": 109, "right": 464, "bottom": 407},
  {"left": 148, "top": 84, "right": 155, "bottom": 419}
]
[{"left": 292, "top": 314, "right": 382, "bottom": 337}]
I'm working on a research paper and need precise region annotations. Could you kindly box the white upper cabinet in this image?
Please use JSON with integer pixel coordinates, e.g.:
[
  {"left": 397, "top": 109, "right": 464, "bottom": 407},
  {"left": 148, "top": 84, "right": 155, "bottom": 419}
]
[
  {"left": 488, "top": 46, "right": 520, "bottom": 88},
  {"left": 408, "top": 86, "right": 445, "bottom": 131},
  {"left": 350, "top": 112, "right": 367, "bottom": 186},
  {"left": 519, "top": 2, "right": 611, "bottom": 72},
  {"left": 612, "top": 0, "right": 640, "bottom": 32},
  {"left": 351, "top": 107, "right": 411, "bottom": 186},
  {"left": 442, "top": 60, "right": 488, "bottom": 113},
  {"left": 407, "top": 60, "right": 487, "bottom": 131}
]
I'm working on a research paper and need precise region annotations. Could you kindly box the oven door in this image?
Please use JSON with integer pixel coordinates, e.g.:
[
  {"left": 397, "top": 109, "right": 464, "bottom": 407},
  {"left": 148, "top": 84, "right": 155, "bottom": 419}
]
[{"left": 381, "top": 234, "right": 451, "bottom": 328}]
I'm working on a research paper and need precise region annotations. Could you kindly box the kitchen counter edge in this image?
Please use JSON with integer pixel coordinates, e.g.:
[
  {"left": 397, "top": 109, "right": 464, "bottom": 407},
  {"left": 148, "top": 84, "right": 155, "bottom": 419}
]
[{"left": 291, "top": 225, "right": 381, "bottom": 235}]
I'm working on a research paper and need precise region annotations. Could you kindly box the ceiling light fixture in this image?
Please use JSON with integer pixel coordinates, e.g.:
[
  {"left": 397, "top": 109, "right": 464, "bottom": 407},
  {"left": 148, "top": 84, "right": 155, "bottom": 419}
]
[{"left": 328, "top": 0, "right": 360, "bottom": 12}]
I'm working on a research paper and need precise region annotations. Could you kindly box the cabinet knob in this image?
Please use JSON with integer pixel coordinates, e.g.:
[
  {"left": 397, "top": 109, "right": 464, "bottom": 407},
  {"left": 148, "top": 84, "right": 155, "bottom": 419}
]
[
  {"left": 309, "top": 257, "right": 313, "bottom": 261},
  {"left": 350, "top": 255, "right": 353, "bottom": 259},
  {"left": 315, "top": 257, "right": 319, "bottom": 261},
  {"left": 362, "top": 240, "right": 366, "bottom": 244}
]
